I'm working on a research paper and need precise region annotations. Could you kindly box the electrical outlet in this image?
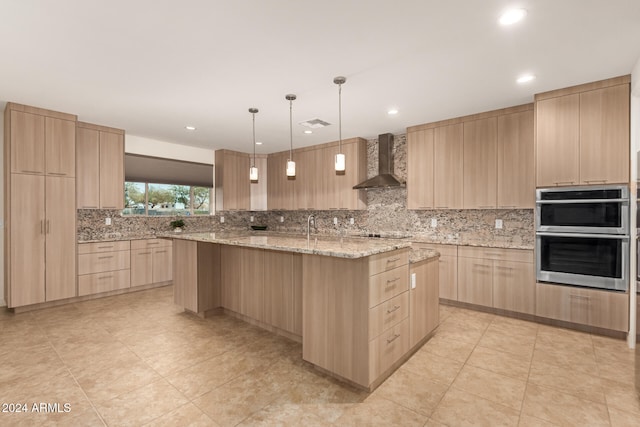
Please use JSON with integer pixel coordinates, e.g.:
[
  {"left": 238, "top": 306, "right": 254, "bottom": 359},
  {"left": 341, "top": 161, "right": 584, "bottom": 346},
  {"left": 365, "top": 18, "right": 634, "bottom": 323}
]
[
  {"left": 430, "top": 218, "right": 437, "bottom": 228},
  {"left": 279, "top": 216, "right": 284, "bottom": 223},
  {"left": 250, "top": 216, "right": 254, "bottom": 223},
  {"left": 220, "top": 216, "right": 225, "bottom": 223},
  {"left": 495, "top": 219, "right": 503, "bottom": 229},
  {"left": 411, "top": 273, "right": 417, "bottom": 289},
  {"left": 333, "top": 217, "right": 338, "bottom": 225},
  {"left": 105, "top": 218, "right": 111, "bottom": 226},
  {"left": 349, "top": 217, "right": 354, "bottom": 225}
]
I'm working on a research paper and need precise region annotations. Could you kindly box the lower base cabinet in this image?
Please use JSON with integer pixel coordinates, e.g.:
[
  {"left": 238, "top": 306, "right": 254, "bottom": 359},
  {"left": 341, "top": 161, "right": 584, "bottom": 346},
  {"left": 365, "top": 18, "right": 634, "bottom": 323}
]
[
  {"left": 535, "top": 283, "right": 629, "bottom": 332},
  {"left": 409, "top": 257, "right": 439, "bottom": 348},
  {"left": 173, "top": 241, "right": 220, "bottom": 313},
  {"left": 131, "top": 239, "right": 173, "bottom": 287},
  {"left": 78, "top": 241, "right": 131, "bottom": 297},
  {"left": 412, "top": 243, "right": 457, "bottom": 300}
]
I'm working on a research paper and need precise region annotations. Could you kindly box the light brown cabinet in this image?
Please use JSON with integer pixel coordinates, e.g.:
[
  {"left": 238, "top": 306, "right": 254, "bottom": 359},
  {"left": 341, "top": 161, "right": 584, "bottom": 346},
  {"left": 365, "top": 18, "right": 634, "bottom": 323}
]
[
  {"left": 76, "top": 122, "right": 125, "bottom": 209},
  {"left": 434, "top": 124, "right": 463, "bottom": 209},
  {"left": 579, "top": 84, "right": 630, "bottom": 184},
  {"left": 321, "top": 139, "right": 367, "bottom": 210},
  {"left": 407, "top": 129, "right": 435, "bottom": 209},
  {"left": 130, "top": 239, "right": 173, "bottom": 287},
  {"left": 173, "top": 241, "right": 220, "bottom": 313},
  {"left": 407, "top": 105, "right": 534, "bottom": 210},
  {"left": 409, "top": 257, "right": 439, "bottom": 348},
  {"left": 5, "top": 103, "right": 78, "bottom": 308},
  {"left": 267, "top": 151, "right": 296, "bottom": 210},
  {"left": 497, "top": 110, "right": 535, "bottom": 208},
  {"left": 215, "top": 149, "right": 251, "bottom": 211},
  {"left": 78, "top": 241, "right": 131, "bottom": 297},
  {"left": 294, "top": 148, "right": 319, "bottom": 209},
  {"left": 535, "top": 77, "right": 630, "bottom": 187},
  {"left": 457, "top": 246, "right": 534, "bottom": 314},
  {"left": 303, "top": 248, "right": 416, "bottom": 390},
  {"left": 412, "top": 242, "right": 458, "bottom": 301},
  {"left": 263, "top": 251, "right": 303, "bottom": 335},
  {"left": 463, "top": 117, "right": 497, "bottom": 209},
  {"left": 536, "top": 283, "right": 628, "bottom": 332}
]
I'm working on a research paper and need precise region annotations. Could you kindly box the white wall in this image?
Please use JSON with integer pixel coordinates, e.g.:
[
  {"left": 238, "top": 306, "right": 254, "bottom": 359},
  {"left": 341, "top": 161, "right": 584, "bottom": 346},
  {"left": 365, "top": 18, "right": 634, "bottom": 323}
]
[{"left": 125, "top": 135, "right": 214, "bottom": 164}]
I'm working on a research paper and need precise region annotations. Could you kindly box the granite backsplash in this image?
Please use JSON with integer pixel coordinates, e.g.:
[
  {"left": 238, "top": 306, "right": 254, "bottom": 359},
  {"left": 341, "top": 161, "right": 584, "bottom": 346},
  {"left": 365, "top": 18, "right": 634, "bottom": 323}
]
[{"left": 78, "top": 133, "right": 534, "bottom": 248}]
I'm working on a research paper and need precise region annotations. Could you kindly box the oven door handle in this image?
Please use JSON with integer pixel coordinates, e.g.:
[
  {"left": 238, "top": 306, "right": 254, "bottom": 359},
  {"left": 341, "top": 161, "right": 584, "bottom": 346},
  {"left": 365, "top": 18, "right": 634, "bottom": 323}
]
[
  {"left": 535, "top": 199, "right": 628, "bottom": 204},
  {"left": 536, "top": 232, "right": 629, "bottom": 240}
]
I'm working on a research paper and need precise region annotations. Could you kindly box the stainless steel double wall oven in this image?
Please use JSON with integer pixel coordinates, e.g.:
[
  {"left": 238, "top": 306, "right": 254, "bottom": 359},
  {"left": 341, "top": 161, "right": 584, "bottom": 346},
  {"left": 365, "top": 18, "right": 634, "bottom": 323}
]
[{"left": 536, "top": 185, "right": 629, "bottom": 291}]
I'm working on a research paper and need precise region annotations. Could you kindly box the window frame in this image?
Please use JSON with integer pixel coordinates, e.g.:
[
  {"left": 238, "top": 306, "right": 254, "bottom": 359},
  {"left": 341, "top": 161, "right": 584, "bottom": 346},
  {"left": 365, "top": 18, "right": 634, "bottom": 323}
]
[{"left": 123, "top": 181, "right": 213, "bottom": 217}]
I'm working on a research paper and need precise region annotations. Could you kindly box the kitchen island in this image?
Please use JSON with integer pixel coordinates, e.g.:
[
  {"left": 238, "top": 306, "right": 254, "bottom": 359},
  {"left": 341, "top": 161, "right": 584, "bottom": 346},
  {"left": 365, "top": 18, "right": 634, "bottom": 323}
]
[{"left": 168, "top": 232, "right": 439, "bottom": 390}]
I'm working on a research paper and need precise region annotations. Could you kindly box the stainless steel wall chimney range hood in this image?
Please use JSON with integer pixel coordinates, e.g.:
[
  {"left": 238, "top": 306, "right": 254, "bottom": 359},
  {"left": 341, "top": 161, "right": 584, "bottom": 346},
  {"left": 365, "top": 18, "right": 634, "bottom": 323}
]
[{"left": 353, "top": 133, "right": 405, "bottom": 189}]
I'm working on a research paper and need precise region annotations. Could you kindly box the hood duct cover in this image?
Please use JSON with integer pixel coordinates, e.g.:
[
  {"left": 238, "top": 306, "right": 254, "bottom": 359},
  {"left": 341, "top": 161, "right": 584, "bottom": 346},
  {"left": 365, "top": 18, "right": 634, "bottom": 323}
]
[{"left": 353, "top": 133, "right": 405, "bottom": 189}]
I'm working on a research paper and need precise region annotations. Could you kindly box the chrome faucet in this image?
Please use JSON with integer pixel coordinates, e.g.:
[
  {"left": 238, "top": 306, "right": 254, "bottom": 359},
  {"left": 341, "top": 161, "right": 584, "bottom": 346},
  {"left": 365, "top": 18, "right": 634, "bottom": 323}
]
[{"left": 307, "top": 214, "right": 316, "bottom": 244}]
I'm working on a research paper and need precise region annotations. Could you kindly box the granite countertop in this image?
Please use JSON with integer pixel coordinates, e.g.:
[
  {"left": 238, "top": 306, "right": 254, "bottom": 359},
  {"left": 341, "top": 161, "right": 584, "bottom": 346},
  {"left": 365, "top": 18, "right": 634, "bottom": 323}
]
[
  {"left": 411, "top": 236, "right": 534, "bottom": 251},
  {"left": 163, "top": 232, "right": 412, "bottom": 259},
  {"left": 410, "top": 248, "right": 440, "bottom": 263}
]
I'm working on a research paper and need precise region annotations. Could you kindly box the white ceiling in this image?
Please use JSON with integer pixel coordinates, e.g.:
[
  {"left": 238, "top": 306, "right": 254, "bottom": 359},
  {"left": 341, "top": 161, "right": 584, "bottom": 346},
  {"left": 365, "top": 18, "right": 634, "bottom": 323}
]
[{"left": 1, "top": 0, "right": 639, "bottom": 154}]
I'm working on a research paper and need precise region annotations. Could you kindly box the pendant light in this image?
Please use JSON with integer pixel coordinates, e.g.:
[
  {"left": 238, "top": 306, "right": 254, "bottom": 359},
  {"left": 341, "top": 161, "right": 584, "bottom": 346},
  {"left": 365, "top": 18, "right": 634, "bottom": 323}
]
[
  {"left": 249, "top": 108, "right": 259, "bottom": 182},
  {"left": 334, "top": 76, "right": 346, "bottom": 172},
  {"left": 286, "top": 94, "right": 297, "bottom": 177}
]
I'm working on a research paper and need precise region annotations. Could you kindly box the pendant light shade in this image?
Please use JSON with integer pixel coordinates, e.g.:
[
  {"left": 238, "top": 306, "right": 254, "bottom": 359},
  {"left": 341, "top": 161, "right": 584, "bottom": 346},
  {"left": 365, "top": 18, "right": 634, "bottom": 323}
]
[
  {"left": 249, "top": 108, "right": 259, "bottom": 182},
  {"left": 286, "top": 94, "right": 297, "bottom": 177},
  {"left": 334, "top": 76, "right": 347, "bottom": 172}
]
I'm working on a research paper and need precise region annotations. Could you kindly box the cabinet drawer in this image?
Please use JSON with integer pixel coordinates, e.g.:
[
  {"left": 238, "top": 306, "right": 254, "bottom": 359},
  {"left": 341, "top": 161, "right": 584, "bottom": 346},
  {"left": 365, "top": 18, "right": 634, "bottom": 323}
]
[
  {"left": 369, "top": 292, "right": 409, "bottom": 340},
  {"left": 536, "top": 283, "right": 629, "bottom": 332},
  {"left": 78, "top": 269, "right": 130, "bottom": 296},
  {"left": 369, "top": 317, "right": 410, "bottom": 381},
  {"left": 78, "top": 250, "right": 130, "bottom": 275},
  {"left": 369, "top": 265, "right": 409, "bottom": 308},
  {"left": 369, "top": 249, "right": 409, "bottom": 276},
  {"left": 130, "top": 238, "right": 172, "bottom": 250},
  {"left": 78, "top": 240, "right": 130, "bottom": 254},
  {"left": 411, "top": 242, "right": 457, "bottom": 257},
  {"left": 458, "top": 246, "right": 532, "bottom": 263}
]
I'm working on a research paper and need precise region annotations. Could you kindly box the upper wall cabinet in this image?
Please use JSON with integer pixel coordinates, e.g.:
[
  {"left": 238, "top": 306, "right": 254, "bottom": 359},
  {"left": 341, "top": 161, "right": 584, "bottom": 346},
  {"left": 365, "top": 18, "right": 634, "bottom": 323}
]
[
  {"left": 76, "top": 122, "right": 125, "bottom": 209},
  {"left": 8, "top": 104, "right": 76, "bottom": 176},
  {"left": 215, "top": 149, "right": 251, "bottom": 211},
  {"left": 266, "top": 138, "right": 367, "bottom": 211},
  {"left": 407, "top": 104, "right": 534, "bottom": 210},
  {"left": 535, "top": 76, "right": 630, "bottom": 187}
]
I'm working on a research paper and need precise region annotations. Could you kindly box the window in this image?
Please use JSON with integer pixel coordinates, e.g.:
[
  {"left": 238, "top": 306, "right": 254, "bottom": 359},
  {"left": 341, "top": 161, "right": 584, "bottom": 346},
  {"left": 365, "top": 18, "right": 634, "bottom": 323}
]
[{"left": 123, "top": 182, "right": 212, "bottom": 216}]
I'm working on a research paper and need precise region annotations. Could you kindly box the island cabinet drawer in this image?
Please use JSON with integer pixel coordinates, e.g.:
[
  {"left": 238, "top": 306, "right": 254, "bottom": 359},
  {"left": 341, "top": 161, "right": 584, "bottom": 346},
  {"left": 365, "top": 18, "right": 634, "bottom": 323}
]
[
  {"left": 369, "top": 291, "right": 409, "bottom": 340},
  {"left": 78, "top": 269, "right": 130, "bottom": 296},
  {"left": 369, "top": 265, "right": 409, "bottom": 307},
  {"left": 78, "top": 240, "right": 130, "bottom": 254},
  {"left": 130, "top": 238, "right": 172, "bottom": 250},
  {"left": 78, "top": 250, "right": 131, "bottom": 275},
  {"left": 458, "top": 246, "right": 533, "bottom": 263},
  {"left": 369, "top": 317, "right": 410, "bottom": 380},
  {"left": 369, "top": 249, "right": 409, "bottom": 276}
]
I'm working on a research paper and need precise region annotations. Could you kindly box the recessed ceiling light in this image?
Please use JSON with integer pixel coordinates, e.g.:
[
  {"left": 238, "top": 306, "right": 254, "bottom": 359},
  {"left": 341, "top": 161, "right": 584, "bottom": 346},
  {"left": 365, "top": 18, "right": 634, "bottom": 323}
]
[
  {"left": 387, "top": 109, "right": 399, "bottom": 115},
  {"left": 516, "top": 74, "right": 536, "bottom": 84},
  {"left": 255, "top": 141, "right": 263, "bottom": 145},
  {"left": 499, "top": 8, "right": 527, "bottom": 26},
  {"left": 185, "top": 126, "right": 196, "bottom": 131},
  {"left": 304, "top": 130, "right": 313, "bottom": 134}
]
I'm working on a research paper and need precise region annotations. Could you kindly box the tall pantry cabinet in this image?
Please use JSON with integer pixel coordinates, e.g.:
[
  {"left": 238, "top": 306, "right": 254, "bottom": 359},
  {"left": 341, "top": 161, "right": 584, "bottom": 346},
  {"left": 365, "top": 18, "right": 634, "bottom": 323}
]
[{"left": 4, "top": 103, "right": 77, "bottom": 307}]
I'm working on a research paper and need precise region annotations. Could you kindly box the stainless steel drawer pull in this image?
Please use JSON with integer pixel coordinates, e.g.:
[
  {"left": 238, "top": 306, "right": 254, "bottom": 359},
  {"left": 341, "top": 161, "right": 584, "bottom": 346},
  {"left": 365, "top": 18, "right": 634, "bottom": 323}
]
[
  {"left": 40, "top": 220, "right": 44, "bottom": 234},
  {"left": 97, "top": 246, "right": 113, "bottom": 249},
  {"left": 98, "top": 256, "right": 113, "bottom": 259},
  {"left": 46, "top": 220, "right": 50, "bottom": 234},
  {"left": 138, "top": 252, "right": 151, "bottom": 255},
  {"left": 570, "top": 294, "right": 590, "bottom": 300},
  {"left": 387, "top": 333, "right": 401, "bottom": 344},
  {"left": 21, "top": 170, "right": 41, "bottom": 174},
  {"left": 584, "top": 179, "right": 607, "bottom": 183},
  {"left": 553, "top": 181, "right": 575, "bottom": 185},
  {"left": 387, "top": 305, "right": 401, "bottom": 314},
  {"left": 146, "top": 242, "right": 160, "bottom": 245},
  {"left": 48, "top": 172, "right": 67, "bottom": 176},
  {"left": 155, "top": 250, "right": 167, "bottom": 254},
  {"left": 495, "top": 266, "right": 513, "bottom": 270},
  {"left": 98, "top": 275, "right": 113, "bottom": 280},
  {"left": 386, "top": 277, "right": 401, "bottom": 284},
  {"left": 387, "top": 257, "right": 401, "bottom": 263}
]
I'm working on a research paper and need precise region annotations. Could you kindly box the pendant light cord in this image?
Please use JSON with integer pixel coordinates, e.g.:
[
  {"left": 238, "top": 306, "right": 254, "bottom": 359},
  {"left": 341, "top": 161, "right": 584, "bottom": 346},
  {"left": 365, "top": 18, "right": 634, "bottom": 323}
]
[
  {"left": 252, "top": 112, "right": 256, "bottom": 167},
  {"left": 338, "top": 82, "right": 342, "bottom": 154},
  {"left": 289, "top": 99, "right": 293, "bottom": 160}
]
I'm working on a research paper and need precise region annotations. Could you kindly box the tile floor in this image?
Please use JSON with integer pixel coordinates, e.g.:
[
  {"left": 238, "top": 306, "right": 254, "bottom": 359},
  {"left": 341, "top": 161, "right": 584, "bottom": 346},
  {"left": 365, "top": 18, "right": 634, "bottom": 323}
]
[{"left": 1, "top": 285, "right": 639, "bottom": 426}]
